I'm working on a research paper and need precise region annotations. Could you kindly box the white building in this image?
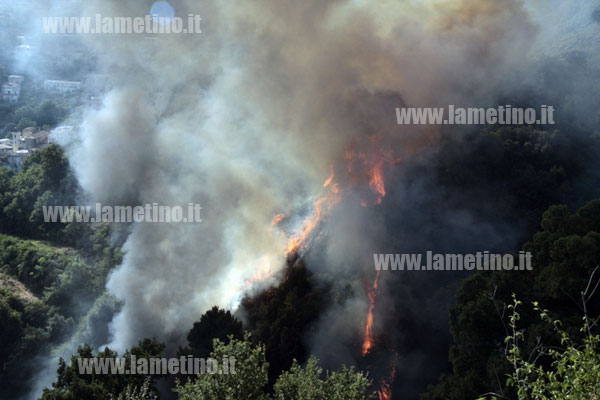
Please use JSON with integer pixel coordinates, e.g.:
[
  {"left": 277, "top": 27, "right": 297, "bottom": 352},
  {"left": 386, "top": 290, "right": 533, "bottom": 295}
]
[
  {"left": 20, "top": 131, "right": 49, "bottom": 150},
  {"left": 8, "top": 75, "right": 24, "bottom": 84},
  {"left": 2, "top": 82, "right": 20, "bottom": 103},
  {"left": 0, "top": 144, "right": 12, "bottom": 156},
  {"left": 44, "top": 80, "right": 81, "bottom": 94},
  {"left": 8, "top": 150, "right": 29, "bottom": 170},
  {"left": 0, "top": 129, "right": 47, "bottom": 170}
]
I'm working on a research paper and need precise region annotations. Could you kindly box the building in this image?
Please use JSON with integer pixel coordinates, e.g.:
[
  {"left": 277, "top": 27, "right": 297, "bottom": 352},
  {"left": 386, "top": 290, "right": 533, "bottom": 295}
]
[
  {"left": 7, "top": 150, "right": 29, "bottom": 170},
  {"left": 11, "top": 131, "right": 21, "bottom": 151},
  {"left": 8, "top": 75, "right": 24, "bottom": 84},
  {"left": 30, "top": 130, "right": 49, "bottom": 147},
  {"left": 0, "top": 144, "right": 12, "bottom": 156},
  {"left": 0, "top": 129, "right": 48, "bottom": 170},
  {"left": 21, "top": 127, "right": 34, "bottom": 137},
  {"left": 2, "top": 82, "right": 20, "bottom": 103},
  {"left": 43, "top": 79, "right": 81, "bottom": 94},
  {"left": 15, "top": 129, "right": 50, "bottom": 150},
  {"left": 0, "top": 132, "right": 30, "bottom": 170},
  {"left": 0, "top": 133, "right": 17, "bottom": 170},
  {"left": 1, "top": 74, "right": 24, "bottom": 104}
]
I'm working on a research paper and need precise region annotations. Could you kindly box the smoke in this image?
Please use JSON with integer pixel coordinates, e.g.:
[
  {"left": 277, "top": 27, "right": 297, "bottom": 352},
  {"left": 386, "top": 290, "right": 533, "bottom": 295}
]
[
  {"left": 19, "top": 0, "right": 600, "bottom": 398},
  {"left": 86, "top": 0, "right": 536, "bottom": 346}
]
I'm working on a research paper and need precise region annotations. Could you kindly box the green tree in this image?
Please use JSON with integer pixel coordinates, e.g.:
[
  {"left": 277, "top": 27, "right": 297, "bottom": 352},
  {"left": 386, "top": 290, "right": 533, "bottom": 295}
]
[
  {"left": 424, "top": 199, "right": 600, "bottom": 400},
  {"left": 1, "top": 145, "right": 75, "bottom": 240},
  {"left": 112, "top": 378, "right": 157, "bottom": 400},
  {"left": 0, "top": 286, "right": 71, "bottom": 399},
  {"left": 242, "top": 261, "right": 323, "bottom": 386},
  {"left": 274, "top": 357, "right": 375, "bottom": 400},
  {"left": 42, "top": 339, "right": 165, "bottom": 400},
  {"left": 178, "top": 306, "right": 244, "bottom": 359},
  {"left": 2, "top": 122, "right": 16, "bottom": 136},
  {"left": 16, "top": 116, "right": 36, "bottom": 131},
  {"left": 36, "top": 100, "right": 66, "bottom": 128},
  {"left": 479, "top": 296, "right": 600, "bottom": 400},
  {"left": 175, "top": 334, "right": 269, "bottom": 400},
  {"left": 175, "top": 334, "right": 374, "bottom": 400}
]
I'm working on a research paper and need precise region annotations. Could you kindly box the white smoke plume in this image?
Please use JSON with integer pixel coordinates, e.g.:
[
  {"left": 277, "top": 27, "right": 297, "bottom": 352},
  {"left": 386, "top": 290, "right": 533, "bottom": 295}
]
[{"left": 64, "top": 0, "right": 542, "bottom": 351}]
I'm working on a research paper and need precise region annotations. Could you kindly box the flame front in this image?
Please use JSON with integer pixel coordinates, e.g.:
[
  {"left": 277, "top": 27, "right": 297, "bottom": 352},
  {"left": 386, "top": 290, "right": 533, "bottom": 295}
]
[
  {"left": 323, "top": 164, "right": 335, "bottom": 187},
  {"left": 378, "top": 382, "right": 392, "bottom": 400},
  {"left": 286, "top": 189, "right": 341, "bottom": 256},
  {"left": 283, "top": 134, "right": 398, "bottom": 257},
  {"left": 270, "top": 134, "right": 399, "bottom": 396},
  {"left": 361, "top": 269, "right": 380, "bottom": 356},
  {"left": 377, "top": 353, "right": 398, "bottom": 400},
  {"left": 369, "top": 160, "right": 386, "bottom": 205}
]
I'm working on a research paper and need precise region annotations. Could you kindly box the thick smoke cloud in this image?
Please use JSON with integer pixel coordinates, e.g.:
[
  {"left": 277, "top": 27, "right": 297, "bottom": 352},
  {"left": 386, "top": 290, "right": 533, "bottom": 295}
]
[
  {"left": 20, "top": 0, "right": 600, "bottom": 398},
  {"left": 68, "top": 0, "right": 537, "bottom": 350}
]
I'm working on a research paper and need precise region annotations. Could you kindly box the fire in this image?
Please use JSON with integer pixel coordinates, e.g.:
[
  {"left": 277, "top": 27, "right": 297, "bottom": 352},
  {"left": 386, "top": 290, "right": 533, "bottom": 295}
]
[
  {"left": 286, "top": 191, "right": 340, "bottom": 256},
  {"left": 268, "top": 134, "right": 400, "bottom": 397},
  {"left": 378, "top": 382, "right": 392, "bottom": 400},
  {"left": 323, "top": 165, "right": 334, "bottom": 187},
  {"left": 283, "top": 134, "right": 398, "bottom": 257},
  {"left": 246, "top": 264, "right": 273, "bottom": 284},
  {"left": 271, "top": 213, "right": 286, "bottom": 227},
  {"left": 369, "top": 160, "right": 386, "bottom": 205},
  {"left": 361, "top": 268, "right": 398, "bottom": 399},
  {"left": 361, "top": 269, "right": 381, "bottom": 356},
  {"left": 351, "top": 134, "right": 400, "bottom": 207},
  {"left": 377, "top": 352, "right": 399, "bottom": 400},
  {"left": 240, "top": 136, "right": 397, "bottom": 306}
]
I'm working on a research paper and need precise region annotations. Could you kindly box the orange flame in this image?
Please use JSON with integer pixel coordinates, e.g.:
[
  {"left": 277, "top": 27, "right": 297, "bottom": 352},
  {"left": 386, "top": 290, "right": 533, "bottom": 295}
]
[
  {"left": 377, "top": 352, "right": 399, "bottom": 400},
  {"left": 282, "top": 134, "right": 398, "bottom": 257},
  {"left": 271, "top": 213, "right": 286, "bottom": 227},
  {"left": 286, "top": 190, "right": 340, "bottom": 256},
  {"left": 361, "top": 269, "right": 381, "bottom": 356},
  {"left": 323, "top": 164, "right": 334, "bottom": 187},
  {"left": 267, "top": 134, "right": 400, "bottom": 397},
  {"left": 242, "top": 136, "right": 398, "bottom": 297},
  {"left": 232, "top": 260, "right": 276, "bottom": 298},
  {"left": 369, "top": 160, "right": 386, "bottom": 205},
  {"left": 356, "top": 134, "right": 400, "bottom": 207},
  {"left": 378, "top": 382, "right": 392, "bottom": 400}
]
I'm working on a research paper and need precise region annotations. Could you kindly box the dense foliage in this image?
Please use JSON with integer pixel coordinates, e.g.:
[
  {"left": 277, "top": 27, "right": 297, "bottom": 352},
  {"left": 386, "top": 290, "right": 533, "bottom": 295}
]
[
  {"left": 479, "top": 296, "right": 600, "bottom": 400},
  {"left": 0, "top": 146, "right": 123, "bottom": 399},
  {"left": 177, "top": 306, "right": 244, "bottom": 359},
  {"left": 175, "top": 335, "right": 375, "bottom": 400},
  {"left": 423, "top": 199, "right": 600, "bottom": 399},
  {"left": 433, "top": 125, "right": 598, "bottom": 240},
  {"left": 0, "top": 99, "right": 69, "bottom": 136},
  {"left": 242, "top": 260, "right": 324, "bottom": 387},
  {"left": 41, "top": 339, "right": 165, "bottom": 400}
]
